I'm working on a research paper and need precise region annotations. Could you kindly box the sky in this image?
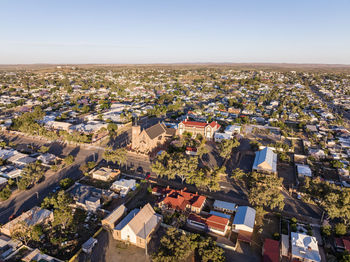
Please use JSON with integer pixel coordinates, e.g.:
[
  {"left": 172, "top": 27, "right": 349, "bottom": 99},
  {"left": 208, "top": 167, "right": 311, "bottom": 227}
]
[{"left": 1, "top": 0, "right": 350, "bottom": 64}]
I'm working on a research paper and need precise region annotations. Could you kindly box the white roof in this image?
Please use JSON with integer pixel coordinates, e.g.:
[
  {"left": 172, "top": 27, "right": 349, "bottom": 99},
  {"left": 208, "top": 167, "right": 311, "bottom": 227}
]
[
  {"left": 0, "top": 177, "right": 7, "bottom": 185},
  {"left": 297, "top": 164, "right": 312, "bottom": 177},
  {"left": 291, "top": 232, "right": 321, "bottom": 262},
  {"left": 111, "top": 179, "right": 136, "bottom": 189}
]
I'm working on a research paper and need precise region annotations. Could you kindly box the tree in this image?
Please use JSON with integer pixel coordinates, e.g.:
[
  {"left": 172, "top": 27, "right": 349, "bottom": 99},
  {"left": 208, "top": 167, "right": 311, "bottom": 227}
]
[
  {"left": 18, "top": 162, "right": 45, "bottom": 190},
  {"left": 231, "top": 168, "right": 245, "bottom": 180},
  {"left": 197, "top": 237, "right": 225, "bottom": 262},
  {"left": 248, "top": 172, "right": 285, "bottom": 212},
  {"left": 103, "top": 147, "right": 127, "bottom": 167},
  {"left": 324, "top": 189, "right": 350, "bottom": 224},
  {"left": 152, "top": 227, "right": 199, "bottom": 262},
  {"left": 63, "top": 155, "right": 75, "bottom": 166},
  {"left": 218, "top": 138, "right": 240, "bottom": 160},
  {"left": 170, "top": 152, "right": 198, "bottom": 184},
  {"left": 11, "top": 221, "right": 32, "bottom": 245},
  {"left": 30, "top": 224, "right": 43, "bottom": 242},
  {"left": 59, "top": 178, "right": 74, "bottom": 189},
  {"left": 335, "top": 223, "right": 347, "bottom": 236},
  {"left": 0, "top": 185, "right": 12, "bottom": 201},
  {"left": 41, "top": 191, "right": 74, "bottom": 230},
  {"left": 38, "top": 145, "right": 49, "bottom": 153}
]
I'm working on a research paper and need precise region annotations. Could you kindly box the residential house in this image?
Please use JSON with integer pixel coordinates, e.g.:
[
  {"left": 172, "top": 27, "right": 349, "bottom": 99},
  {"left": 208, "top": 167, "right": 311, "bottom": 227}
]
[
  {"left": 335, "top": 237, "right": 350, "bottom": 253},
  {"left": 214, "top": 132, "right": 232, "bottom": 142},
  {"left": 187, "top": 213, "right": 230, "bottom": 236},
  {"left": 37, "top": 153, "right": 56, "bottom": 165},
  {"left": 291, "top": 232, "right": 321, "bottom": 262},
  {"left": 178, "top": 119, "right": 221, "bottom": 140},
  {"left": 153, "top": 186, "right": 206, "bottom": 214},
  {"left": 213, "top": 200, "right": 237, "bottom": 214},
  {"left": 1, "top": 206, "right": 53, "bottom": 236},
  {"left": 232, "top": 206, "right": 256, "bottom": 244},
  {"left": 262, "top": 239, "right": 280, "bottom": 262},
  {"left": 113, "top": 203, "right": 162, "bottom": 248},
  {"left": 22, "top": 248, "right": 63, "bottom": 262},
  {"left": 297, "top": 164, "right": 312, "bottom": 178},
  {"left": 252, "top": 147, "right": 277, "bottom": 174},
  {"left": 70, "top": 183, "right": 114, "bottom": 212},
  {"left": 45, "top": 121, "right": 72, "bottom": 132},
  {"left": 0, "top": 234, "right": 21, "bottom": 261},
  {"left": 110, "top": 179, "right": 136, "bottom": 197},
  {"left": 92, "top": 168, "right": 120, "bottom": 181}
]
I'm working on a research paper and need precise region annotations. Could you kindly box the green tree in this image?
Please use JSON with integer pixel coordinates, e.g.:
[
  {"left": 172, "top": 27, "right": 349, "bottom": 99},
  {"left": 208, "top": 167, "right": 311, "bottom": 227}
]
[
  {"left": 30, "top": 224, "right": 43, "bottom": 242},
  {"left": 38, "top": 145, "right": 50, "bottom": 153},
  {"left": 59, "top": 178, "right": 74, "bottom": 189},
  {"left": 197, "top": 237, "right": 225, "bottom": 262},
  {"left": 218, "top": 138, "right": 240, "bottom": 160},
  {"left": 231, "top": 168, "right": 245, "bottom": 180},
  {"left": 335, "top": 223, "right": 347, "bottom": 236},
  {"left": 64, "top": 155, "right": 75, "bottom": 166},
  {"left": 103, "top": 147, "right": 127, "bottom": 167},
  {"left": 248, "top": 172, "right": 285, "bottom": 212},
  {"left": 0, "top": 185, "right": 12, "bottom": 201}
]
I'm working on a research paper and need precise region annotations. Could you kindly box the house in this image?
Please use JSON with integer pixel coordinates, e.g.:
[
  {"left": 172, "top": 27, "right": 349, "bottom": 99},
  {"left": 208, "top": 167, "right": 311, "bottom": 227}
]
[
  {"left": 70, "top": 183, "right": 114, "bottom": 212},
  {"left": 262, "top": 238, "right": 280, "bottom": 262},
  {"left": 82, "top": 238, "right": 98, "bottom": 254},
  {"left": 22, "top": 248, "right": 63, "bottom": 262},
  {"left": 213, "top": 200, "right": 237, "bottom": 214},
  {"left": 232, "top": 206, "right": 256, "bottom": 244},
  {"left": 153, "top": 186, "right": 206, "bottom": 214},
  {"left": 296, "top": 164, "right": 312, "bottom": 178},
  {"left": 102, "top": 204, "right": 127, "bottom": 230},
  {"left": 131, "top": 122, "right": 175, "bottom": 154},
  {"left": 92, "top": 167, "right": 120, "bottom": 181},
  {"left": 308, "top": 148, "right": 326, "bottom": 159},
  {"left": 224, "top": 125, "right": 241, "bottom": 135},
  {"left": 0, "top": 177, "right": 7, "bottom": 188},
  {"left": 45, "top": 121, "right": 72, "bottom": 132},
  {"left": 0, "top": 234, "right": 21, "bottom": 260},
  {"left": 178, "top": 119, "right": 221, "bottom": 140},
  {"left": 113, "top": 203, "right": 162, "bottom": 248},
  {"left": 187, "top": 213, "right": 230, "bottom": 236},
  {"left": 110, "top": 179, "right": 136, "bottom": 197},
  {"left": 1, "top": 206, "right": 53, "bottom": 236},
  {"left": 291, "top": 232, "right": 321, "bottom": 262},
  {"left": 252, "top": 147, "right": 277, "bottom": 174},
  {"left": 214, "top": 132, "right": 232, "bottom": 142},
  {"left": 335, "top": 237, "right": 350, "bottom": 253},
  {"left": 37, "top": 153, "right": 56, "bottom": 165}
]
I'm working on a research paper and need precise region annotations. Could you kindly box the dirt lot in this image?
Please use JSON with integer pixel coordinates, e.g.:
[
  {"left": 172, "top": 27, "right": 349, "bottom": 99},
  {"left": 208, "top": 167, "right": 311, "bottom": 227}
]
[
  {"left": 278, "top": 162, "right": 296, "bottom": 188},
  {"left": 79, "top": 230, "right": 150, "bottom": 262}
]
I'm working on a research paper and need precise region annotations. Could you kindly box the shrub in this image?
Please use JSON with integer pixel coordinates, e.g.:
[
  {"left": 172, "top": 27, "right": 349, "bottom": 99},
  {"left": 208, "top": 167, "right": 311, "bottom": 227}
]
[{"left": 273, "top": 232, "right": 280, "bottom": 240}]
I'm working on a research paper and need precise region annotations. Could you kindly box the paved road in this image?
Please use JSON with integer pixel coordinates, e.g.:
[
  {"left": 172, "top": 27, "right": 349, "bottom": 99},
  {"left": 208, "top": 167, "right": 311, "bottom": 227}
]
[{"left": 0, "top": 133, "right": 104, "bottom": 224}]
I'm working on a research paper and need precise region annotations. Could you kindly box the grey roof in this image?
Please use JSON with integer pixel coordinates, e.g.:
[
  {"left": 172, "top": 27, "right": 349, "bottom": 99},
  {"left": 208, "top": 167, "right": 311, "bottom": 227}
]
[
  {"left": 115, "top": 204, "right": 162, "bottom": 240},
  {"left": 82, "top": 237, "right": 97, "bottom": 250},
  {"left": 233, "top": 206, "right": 256, "bottom": 229},
  {"left": 145, "top": 123, "right": 167, "bottom": 140},
  {"left": 70, "top": 183, "right": 102, "bottom": 204},
  {"left": 213, "top": 200, "right": 237, "bottom": 212},
  {"left": 252, "top": 147, "right": 277, "bottom": 173},
  {"left": 291, "top": 232, "right": 321, "bottom": 262},
  {"left": 115, "top": 208, "right": 140, "bottom": 230},
  {"left": 103, "top": 204, "right": 127, "bottom": 225}
]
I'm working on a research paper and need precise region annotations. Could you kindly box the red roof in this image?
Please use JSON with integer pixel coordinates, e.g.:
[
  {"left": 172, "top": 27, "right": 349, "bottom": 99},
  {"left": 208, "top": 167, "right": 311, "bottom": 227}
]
[
  {"left": 186, "top": 147, "right": 197, "bottom": 152},
  {"left": 206, "top": 215, "right": 229, "bottom": 232},
  {"left": 263, "top": 239, "right": 280, "bottom": 262},
  {"left": 181, "top": 120, "right": 207, "bottom": 128},
  {"left": 188, "top": 213, "right": 228, "bottom": 232},
  {"left": 154, "top": 186, "right": 206, "bottom": 211}
]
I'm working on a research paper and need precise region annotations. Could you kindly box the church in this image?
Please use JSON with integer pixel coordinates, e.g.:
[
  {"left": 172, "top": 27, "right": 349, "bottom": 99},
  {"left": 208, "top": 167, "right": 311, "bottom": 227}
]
[{"left": 131, "top": 122, "right": 176, "bottom": 154}]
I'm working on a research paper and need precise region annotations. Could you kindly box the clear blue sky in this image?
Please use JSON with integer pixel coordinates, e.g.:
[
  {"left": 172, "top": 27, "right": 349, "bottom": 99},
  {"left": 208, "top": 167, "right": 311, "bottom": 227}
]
[{"left": 1, "top": 0, "right": 350, "bottom": 64}]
